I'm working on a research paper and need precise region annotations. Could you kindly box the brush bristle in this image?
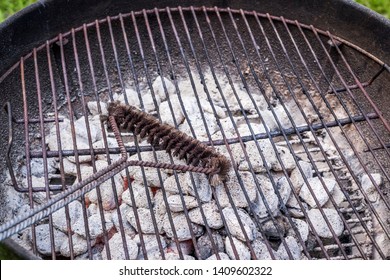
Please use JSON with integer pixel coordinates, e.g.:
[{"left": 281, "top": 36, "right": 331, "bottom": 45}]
[{"left": 108, "top": 102, "right": 231, "bottom": 184}]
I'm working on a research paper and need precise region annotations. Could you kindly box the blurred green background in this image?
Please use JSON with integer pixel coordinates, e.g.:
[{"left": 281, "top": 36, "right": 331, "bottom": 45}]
[
  {"left": 0, "top": 0, "right": 390, "bottom": 22},
  {"left": 0, "top": 0, "right": 35, "bottom": 22},
  {"left": 356, "top": 0, "right": 390, "bottom": 18}
]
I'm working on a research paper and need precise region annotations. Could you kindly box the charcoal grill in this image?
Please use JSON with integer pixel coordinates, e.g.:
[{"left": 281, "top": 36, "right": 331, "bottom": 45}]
[{"left": 0, "top": 0, "right": 390, "bottom": 260}]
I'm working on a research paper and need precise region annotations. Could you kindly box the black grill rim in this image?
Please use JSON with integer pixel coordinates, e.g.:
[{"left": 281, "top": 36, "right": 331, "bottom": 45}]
[
  {"left": 1, "top": 0, "right": 390, "bottom": 78},
  {"left": 0, "top": 1, "right": 388, "bottom": 262}
]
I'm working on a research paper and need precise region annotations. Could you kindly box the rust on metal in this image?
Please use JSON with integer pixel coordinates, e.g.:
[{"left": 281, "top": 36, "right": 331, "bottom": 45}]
[
  {"left": 107, "top": 101, "right": 231, "bottom": 185},
  {"left": 1, "top": 6, "right": 390, "bottom": 261}
]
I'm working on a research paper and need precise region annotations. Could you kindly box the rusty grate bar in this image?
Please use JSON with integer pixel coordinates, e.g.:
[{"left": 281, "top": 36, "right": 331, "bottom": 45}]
[
  {"left": 274, "top": 17, "right": 385, "bottom": 258},
  {"left": 252, "top": 10, "right": 373, "bottom": 258},
  {"left": 175, "top": 6, "right": 272, "bottom": 259},
  {"left": 23, "top": 112, "right": 378, "bottom": 160},
  {"left": 1, "top": 6, "right": 390, "bottom": 260},
  {"left": 143, "top": 9, "right": 224, "bottom": 259},
  {"left": 259, "top": 11, "right": 388, "bottom": 258},
  {"left": 306, "top": 27, "right": 390, "bottom": 246},
  {"left": 0, "top": 115, "right": 128, "bottom": 241}
]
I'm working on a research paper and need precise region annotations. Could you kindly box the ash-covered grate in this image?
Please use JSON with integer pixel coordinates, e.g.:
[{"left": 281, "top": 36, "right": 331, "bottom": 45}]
[{"left": 0, "top": 6, "right": 390, "bottom": 260}]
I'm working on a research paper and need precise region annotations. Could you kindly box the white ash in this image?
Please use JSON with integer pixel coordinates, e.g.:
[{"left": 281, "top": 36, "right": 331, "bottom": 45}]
[
  {"left": 87, "top": 101, "right": 108, "bottom": 116},
  {"left": 188, "top": 201, "right": 223, "bottom": 229},
  {"left": 87, "top": 202, "right": 99, "bottom": 216},
  {"left": 101, "top": 232, "right": 139, "bottom": 260},
  {"left": 307, "top": 208, "right": 344, "bottom": 238},
  {"left": 214, "top": 170, "right": 258, "bottom": 208},
  {"left": 174, "top": 73, "right": 226, "bottom": 116},
  {"left": 371, "top": 190, "right": 390, "bottom": 259},
  {"left": 60, "top": 158, "right": 93, "bottom": 177},
  {"left": 237, "top": 120, "right": 267, "bottom": 136},
  {"left": 238, "top": 140, "right": 295, "bottom": 173},
  {"left": 134, "top": 234, "right": 167, "bottom": 257},
  {"left": 113, "top": 87, "right": 161, "bottom": 113},
  {"left": 213, "top": 117, "right": 237, "bottom": 139},
  {"left": 212, "top": 117, "right": 264, "bottom": 145},
  {"left": 158, "top": 84, "right": 225, "bottom": 126},
  {"left": 8, "top": 228, "right": 32, "bottom": 255},
  {"left": 286, "top": 195, "right": 309, "bottom": 218},
  {"left": 74, "top": 116, "right": 102, "bottom": 144},
  {"left": 84, "top": 160, "right": 124, "bottom": 210},
  {"left": 75, "top": 116, "right": 102, "bottom": 143},
  {"left": 73, "top": 213, "right": 113, "bottom": 240},
  {"left": 179, "top": 112, "right": 219, "bottom": 141},
  {"left": 30, "top": 178, "right": 47, "bottom": 204},
  {"left": 142, "top": 252, "right": 192, "bottom": 260},
  {"left": 27, "top": 158, "right": 57, "bottom": 178},
  {"left": 121, "top": 180, "right": 153, "bottom": 208},
  {"left": 299, "top": 177, "right": 336, "bottom": 208},
  {"left": 123, "top": 153, "right": 169, "bottom": 187},
  {"left": 167, "top": 239, "right": 194, "bottom": 256},
  {"left": 173, "top": 74, "right": 208, "bottom": 103},
  {"left": 60, "top": 233, "right": 95, "bottom": 257},
  {"left": 152, "top": 76, "right": 176, "bottom": 101},
  {"left": 134, "top": 251, "right": 192, "bottom": 260},
  {"left": 159, "top": 95, "right": 185, "bottom": 126},
  {"left": 261, "top": 218, "right": 287, "bottom": 239},
  {"left": 290, "top": 218, "right": 309, "bottom": 243},
  {"left": 324, "top": 183, "right": 345, "bottom": 208},
  {"left": 86, "top": 178, "right": 124, "bottom": 211},
  {"left": 142, "top": 150, "right": 187, "bottom": 176},
  {"left": 163, "top": 172, "right": 212, "bottom": 203},
  {"left": 93, "top": 159, "right": 120, "bottom": 172},
  {"left": 238, "top": 141, "right": 268, "bottom": 173},
  {"left": 163, "top": 252, "right": 195, "bottom": 260},
  {"left": 222, "top": 207, "right": 257, "bottom": 242},
  {"left": 31, "top": 224, "right": 68, "bottom": 256},
  {"left": 176, "top": 93, "right": 220, "bottom": 135},
  {"left": 206, "top": 252, "right": 231, "bottom": 260},
  {"left": 251, "top": 238, "right": 275, "bottom": 259},
  {"left": 45, "top": 115, "right": 104, "bottom": 163},
  {"left": 215, "top": 144, "right": 245, "bottom": 168},
  {"left": 197, "top": 232, "right": 225, "bottom": 260},
  {"left": 15, "top": 203, "right": 32, "bottom": 217},
  {"left": 276, "top": 236, "right": 302, "bottom": 260},
  {"left": 142, "top": 91, "right": 161, "bottom": 113},
  {"left": 276, "top": 176, "right": 292, "bottom": 206},
  {"left": 273, "top": 145, "right": 296, "bottom": 172},
  {"left": 225, "top": 237, "right": 251, "bottom": 260},
  {"left": 262, "top": 102, "right": 306, "bottom": 131},
  {"left": 74, "top": 246, "right": 103, "bottom": 260},
  {"left": 153, "top": 189, "right": 168, "bottom": 230},
  {"left": 167, "top": 195, "right": 198, "bottom": 212},
  {"left": 260, "top": 140, "right": 296, "bottom": 172},
  {"left": 52, "top": 200, "right": 83, "bottom": 233},
  {"left": 361, "top": 173, "right": 382, "bottom": 203},
  {"left": 251, "top": 175, "right": 279, "bottom": 218},
  {"left": 47, "top": 134, "right": 91, "bottom": 163},
  {"left": 9, "top": 70, "right": 382, "bottom": 260},
  {"left": 111, "top": 204, "right": 137, "bottom": 237},
  {"left": 45, "top": 117, "right": 69, "bottom": 148},
  {"left": 289, "top": 161, "right": 313, "bottom": 192},
  {"left": 201, "top": 99, "right": 226, "bottom": 119},
  {"left": 92, "top": 136, "right": 120, "bottom": 150},
  {"left": 222, "top": 83, "right": 265, "bottom": 115},
  {"left": 127, "top": 207, "right": 160, "bottom": 234},
  {"left": 162, "top": 213, "right": 204, "bottom": 241}
]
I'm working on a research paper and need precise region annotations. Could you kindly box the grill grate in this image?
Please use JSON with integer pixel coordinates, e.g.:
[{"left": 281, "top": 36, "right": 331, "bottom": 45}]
[{"left": 0, "top": 6, "right": 390, "bottom": 260}]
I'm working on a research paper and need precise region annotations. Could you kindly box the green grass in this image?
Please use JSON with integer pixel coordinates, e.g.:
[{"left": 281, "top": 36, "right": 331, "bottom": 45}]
[
  {"left": 356, "top": 0, "right": 390, "bottom": 18},
  {"left": 0, "top": 0, "right": 36, "bottom": 22},
  {"left": 0, "top": 0, "right": 389, "bottom": 22}
]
